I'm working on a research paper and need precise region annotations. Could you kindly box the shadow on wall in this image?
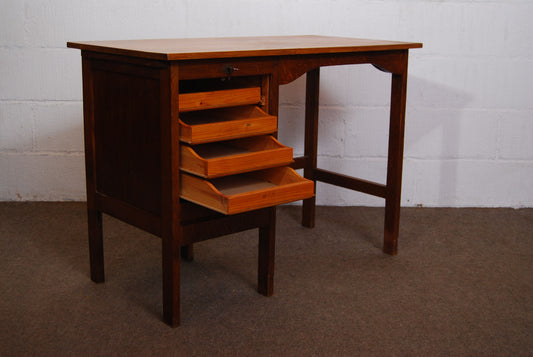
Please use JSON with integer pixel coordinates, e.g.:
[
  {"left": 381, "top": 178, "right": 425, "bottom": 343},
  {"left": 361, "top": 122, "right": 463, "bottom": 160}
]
[
  {"left": 404, "top": 75, "right": 474, "bottom": 207},
  {"left": 277, "top": 66, "right": 474, "bottom": 207}
]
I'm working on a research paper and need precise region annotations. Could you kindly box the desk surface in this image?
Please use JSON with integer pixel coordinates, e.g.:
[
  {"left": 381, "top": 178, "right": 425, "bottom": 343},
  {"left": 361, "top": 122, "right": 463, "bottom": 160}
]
[{"left": 67, "top": 35, "right": 422, "bottom": 61}]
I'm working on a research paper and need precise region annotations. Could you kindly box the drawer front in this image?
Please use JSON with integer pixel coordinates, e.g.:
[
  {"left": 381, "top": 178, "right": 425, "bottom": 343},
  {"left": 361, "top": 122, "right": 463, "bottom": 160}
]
[
  {"left": 179, "top": 87, "right": 262, "bottom": 112},
  {"left": 178, "top": 59, "right": 276, "bottom": 80},
  {"left": 179, "top": 105, "right": 277, "bottom": 144},
  {"left": 180, "top": 167, "right": 314, "bottom": 215},
  {"left": 180, "top": 135, "right": 293, "bottom": 178}
]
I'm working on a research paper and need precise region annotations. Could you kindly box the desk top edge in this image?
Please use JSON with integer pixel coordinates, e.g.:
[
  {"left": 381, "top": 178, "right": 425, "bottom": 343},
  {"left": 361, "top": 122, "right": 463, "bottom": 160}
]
[{"left": 67, "top": 35, "right": 422, "bottom": 60}]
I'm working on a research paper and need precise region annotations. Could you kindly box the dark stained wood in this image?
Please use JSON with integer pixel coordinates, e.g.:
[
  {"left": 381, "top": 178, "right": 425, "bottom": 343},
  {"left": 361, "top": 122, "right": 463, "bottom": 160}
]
[
  {"left": 90, "top": 57, "right": 162, "bottom": 216},
  {"left": 179, "top": 200, "right": 225, "bottom": 224},
  {"left": 314, "top": 168, "right": 387, "bottom": 198},
  {"left": 302, "top": 69, "right": 320, "bottom": 228},
  {"left": 86, "top": 210, "right": 104, "bottom": 282},
  {"left": 383, "top": 51, "right": 409, "bottom": 256},
  {"left": 160, "top": 62, "right": 182, "bottom": 327},
  {"left": 81, "top": 57, "right": 105, "bottom": 283},
  {"left": 81, "top": 51, "right": 168, "bottom": 69},
  {"left": 263, "top": 72, "right": 277, "bottom": 118},
  {"left": 178, "top": 58, "right": 276, "bottom": 80},
  {"left": 179, "top": 76, "right": 263, "bottom": 94},
  {"left": 181, "top": 208, "right": 273, "bottom": 245},
  {"left": 180, "top": 245, "right": 194, "bottom": 262},
  {"left": 290, "top": 156, "right": 308, "bottom": 170},
  {"left": 68, "top": 35, "right": 422, "bottom": 61},
  {"left": 278, "top": 51, "right": 408, "bottom": 85},
  {"left": 180, "top": 207, "right": 276, "bottom": 297},
  {"left": 70, "top": 36, "right": 421, "bottom": 327},
  {"left": 258, "top": 207, "right": 276, "bottom": 296},
  {"left": 90, "top": 57, "right": 164, "bottom": 79},
  {"left": 94, "top": 193, "right": 161, "bottom": 237}
]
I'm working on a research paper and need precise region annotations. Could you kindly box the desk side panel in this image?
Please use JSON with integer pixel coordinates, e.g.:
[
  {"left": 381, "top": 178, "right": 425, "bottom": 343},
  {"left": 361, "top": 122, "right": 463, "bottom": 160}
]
[{"left": 87, "top": 56, "right": 163, "bottom": 216}]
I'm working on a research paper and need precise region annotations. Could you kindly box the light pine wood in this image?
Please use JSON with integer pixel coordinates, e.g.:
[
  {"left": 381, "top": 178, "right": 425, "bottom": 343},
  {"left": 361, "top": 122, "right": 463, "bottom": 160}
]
[
  {"left": 180, "top": 136, "right": 293, "bottom": 178},
  {"left": 67, "top": 35, "right": 422, "bottom": 60},
  {"left": 180, "top": 167, "right": 314, "bottom": 215},
  {"left": 179, "top": 105, "right": 277, "bottom": 144},
  {"left": 179, "top": 87, "right": 262, "bottom": 112}
]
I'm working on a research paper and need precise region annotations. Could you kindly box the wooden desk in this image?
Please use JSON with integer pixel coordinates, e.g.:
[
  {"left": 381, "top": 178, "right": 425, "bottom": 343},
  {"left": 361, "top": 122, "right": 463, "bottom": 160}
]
[{"left": 68, "top": 36, "right": 422, "bottom": 326}]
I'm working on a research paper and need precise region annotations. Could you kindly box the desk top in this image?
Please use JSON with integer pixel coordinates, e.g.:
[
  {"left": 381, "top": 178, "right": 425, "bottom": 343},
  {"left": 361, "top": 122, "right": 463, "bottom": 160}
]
[{"left": 67, "top": 35, "right": 422, "bottom": 61}]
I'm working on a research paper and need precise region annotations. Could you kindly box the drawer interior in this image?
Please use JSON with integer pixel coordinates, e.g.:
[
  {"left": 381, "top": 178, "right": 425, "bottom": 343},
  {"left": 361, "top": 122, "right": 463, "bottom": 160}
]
[
  {"left": 190, "top": 135, "right": 288, "bottom": 159},
  {"left": 211, "top": 167, "right": 306, "bottom": 195},
  {"left": 214, "top": 176, "right": 277, "bottom": 196},
  {"left": 179, "top": 105, "right": 277, "bottom": 144},
  {"left": 179, "top": 76, "right": 263, "bottom": 93},
  {"left": 180, "top": 105, "right": 270, "bottom": 125},
  {"left": 180, "top": 167, "right": 314, "bottom": 215},
  {"left": 191, "top": 142, "right": 250, "bottom": 159},
  {"left": 180, "top": 136, "right": 293, "bottom": 178}
]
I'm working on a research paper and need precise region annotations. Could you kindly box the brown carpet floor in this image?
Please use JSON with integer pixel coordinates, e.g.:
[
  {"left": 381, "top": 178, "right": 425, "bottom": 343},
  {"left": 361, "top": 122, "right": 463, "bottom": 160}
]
[{"left": 0, "top": 202, "right": 532, "bottom": 356}]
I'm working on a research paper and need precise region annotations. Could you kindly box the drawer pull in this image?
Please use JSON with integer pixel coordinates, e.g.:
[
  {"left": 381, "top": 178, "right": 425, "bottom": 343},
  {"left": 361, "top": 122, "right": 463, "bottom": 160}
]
[{"left": 222, "top": 64, "right": 239, "bottom": 80}]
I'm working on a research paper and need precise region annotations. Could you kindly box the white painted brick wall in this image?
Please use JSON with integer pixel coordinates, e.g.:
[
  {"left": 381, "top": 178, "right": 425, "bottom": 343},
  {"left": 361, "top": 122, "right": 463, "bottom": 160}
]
[
  {"left": 0, "top": 102, "right": 34, "bottom": 152},
  {"left": 1, "top": 0, "right": 532, "bottom": 207},
  {"left": 0, "top": 153, "right": 85, "bottom": 201}
]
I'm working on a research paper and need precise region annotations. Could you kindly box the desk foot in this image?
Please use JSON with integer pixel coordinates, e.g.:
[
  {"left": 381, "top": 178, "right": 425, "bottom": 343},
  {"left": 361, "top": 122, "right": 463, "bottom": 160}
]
[
  {"left": 162, "top": 227, "right": 181, "bottom": 327},
  {"left": 302, "top": 197, "right": 316, "bottom": 228},
  {"left": 88, "top": 209, "right": 105, "bottom": 283},
  {"left": 383, "top": 204, "right": 400, "bottom": 256},
  {"left": 382, "top": 241, "right": 398, "bottom": 256},
  {"left": 180, "top": 244, "right": 194, "bottom": 262}
]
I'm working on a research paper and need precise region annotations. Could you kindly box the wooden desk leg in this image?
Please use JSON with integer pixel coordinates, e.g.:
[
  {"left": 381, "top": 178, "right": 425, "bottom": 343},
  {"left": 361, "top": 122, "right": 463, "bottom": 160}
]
[
  {"left": 258, "top": 207, "right": 276, "bottom": 296},
  {"left": 181, "top": 244, "right": 194, "bottom": 262},
  {"left": 383, "top": 67, "right": 408, "bottom": 255},
  {"left": 302, "top": 68, "right": 320, "bottom": 228},
  {"left": 87, "top": 208, "right": 104, "bottom": 282},
  {"left": 161, "top": 62, "right": 182, "bottom": 327},
  {"left": 82, "top": 57, "right": 105, "bottom": 282},
  {"left": 162, "top": 228, "right": 181, "bottom": 327}
]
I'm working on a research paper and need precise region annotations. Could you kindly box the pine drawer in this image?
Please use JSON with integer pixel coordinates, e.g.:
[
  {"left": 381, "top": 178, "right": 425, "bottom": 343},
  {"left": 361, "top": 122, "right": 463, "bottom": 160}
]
[
  {"left": 180, "top": 167, "right": 314, "bottom": 215},
  {"left": 180, "top": 135, "right": 293, "bottom": 178},
  {"left": 179, "top": 87, "right": 262, "bottom": 112},
  {"left": 179, "top": 105, "right": 277, "bottom": 144}
]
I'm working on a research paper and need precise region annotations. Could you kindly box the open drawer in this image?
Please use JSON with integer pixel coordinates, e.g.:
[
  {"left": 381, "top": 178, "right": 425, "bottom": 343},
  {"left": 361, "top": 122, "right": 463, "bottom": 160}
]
[
  {"left": 180, "top": 167, "right": 314, "bottom": 215},
  {"left": 179, "top": 87, "right": 262, "bottom": 112},
  {"left": 180, "top": 135, "right": 293, "bottom": 178},
  {"left": 179, "top": 105, "right": 277, "bottom": 144}
]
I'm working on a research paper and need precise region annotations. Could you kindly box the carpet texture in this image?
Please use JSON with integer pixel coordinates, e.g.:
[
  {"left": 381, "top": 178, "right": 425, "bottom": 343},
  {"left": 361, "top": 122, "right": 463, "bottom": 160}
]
[{"left": 1, "top": 202, "right": 532, "bottom": 356}]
